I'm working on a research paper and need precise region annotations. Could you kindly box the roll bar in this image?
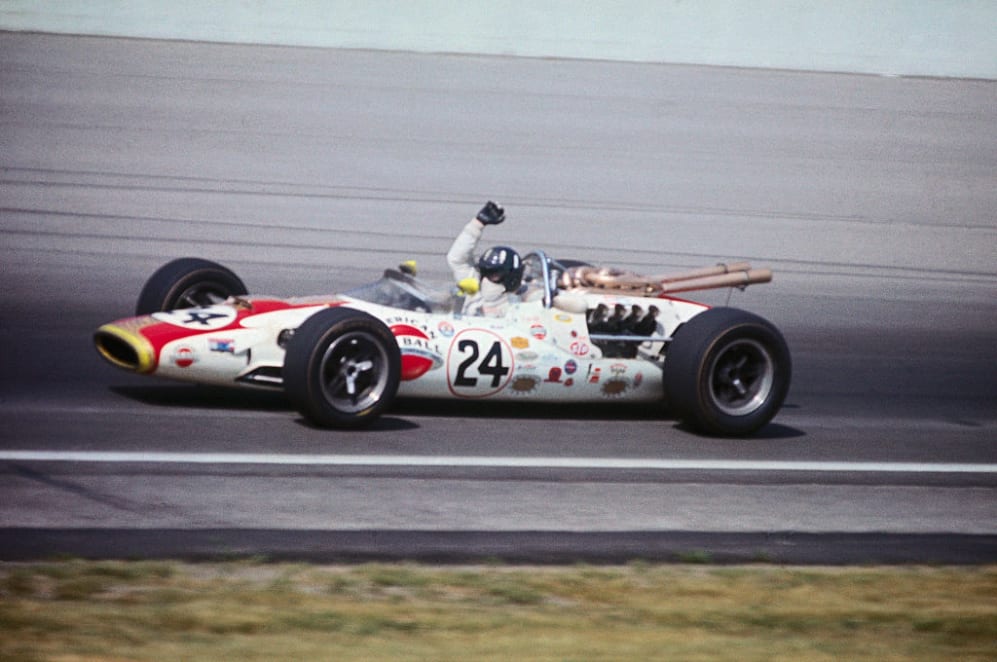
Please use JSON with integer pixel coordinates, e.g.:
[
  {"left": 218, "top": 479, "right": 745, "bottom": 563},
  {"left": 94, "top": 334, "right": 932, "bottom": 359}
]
[{"left": 522, "top": 250, "right": 555, "bottom": 308}]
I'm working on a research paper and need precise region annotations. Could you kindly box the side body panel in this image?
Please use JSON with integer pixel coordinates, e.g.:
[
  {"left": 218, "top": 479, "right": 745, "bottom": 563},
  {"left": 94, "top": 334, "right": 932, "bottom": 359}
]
[{"left": 101, "top": 291, "right": 708, "bottom": 404}]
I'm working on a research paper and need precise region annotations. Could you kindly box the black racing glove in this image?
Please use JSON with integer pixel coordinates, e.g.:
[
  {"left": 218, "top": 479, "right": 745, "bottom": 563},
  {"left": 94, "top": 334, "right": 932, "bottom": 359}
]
[{"left": 476, "top": 201, "right": 505, "bottom": 225}]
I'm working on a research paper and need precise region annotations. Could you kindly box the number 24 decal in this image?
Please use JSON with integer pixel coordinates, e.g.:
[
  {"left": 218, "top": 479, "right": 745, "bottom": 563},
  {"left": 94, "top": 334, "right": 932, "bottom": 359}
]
[{"left": 454, "top": 339, "right": 510, "bottom": 388}]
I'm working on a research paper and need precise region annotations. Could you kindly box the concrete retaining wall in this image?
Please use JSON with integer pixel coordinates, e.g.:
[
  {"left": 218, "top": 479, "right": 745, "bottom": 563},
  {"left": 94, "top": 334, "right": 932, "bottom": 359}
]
[{"left": 1, "top": 1, "right": 994, "bottom": 78}]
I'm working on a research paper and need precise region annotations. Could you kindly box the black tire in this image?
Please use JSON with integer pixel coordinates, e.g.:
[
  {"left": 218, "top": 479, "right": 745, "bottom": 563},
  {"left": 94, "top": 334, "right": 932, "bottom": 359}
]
[
  {"left": 136, "top": 257, "right": 248, "bottom": 315},
  {"left": 663, "top": 307, "right": 791, "bottom": 437},
  {"left": 283, "top": 308, "right": 401, "bottom": 429}
]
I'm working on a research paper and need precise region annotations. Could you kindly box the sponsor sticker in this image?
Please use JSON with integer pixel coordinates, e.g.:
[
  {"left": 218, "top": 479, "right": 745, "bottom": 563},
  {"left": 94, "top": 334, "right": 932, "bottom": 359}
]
[
  {"left": 172, "top": 346, "right": 197, "bottom": 368},
  {"left": 601, "top": 377, "right": 630, "bottom": 397},
  {"left": 510, "top": 374, "right": 541, "bottom": 395},
  {"left": 386, "top": 317, "right": 439, "bottom": 340},
  {"left": 437, "top": 321, "right": 455, "bottom": 337},
  {"left": 391, "top": 323, "right": 443, "bottom": 381},
  {"left": 399, "top": 348, "right": 443, "bottom": 381},
  {"left": 209, "top": 338, "right": 236, "bottom": 353},
  {"left": 510, "top": 336, "right": 530, "bottom": 349}
]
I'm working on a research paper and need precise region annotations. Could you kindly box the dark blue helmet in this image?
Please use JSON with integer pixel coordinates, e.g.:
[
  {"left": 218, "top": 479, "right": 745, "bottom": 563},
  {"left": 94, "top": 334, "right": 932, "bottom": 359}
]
[{"left": 477, "top": 246, "right": 523, "bottom": 293}]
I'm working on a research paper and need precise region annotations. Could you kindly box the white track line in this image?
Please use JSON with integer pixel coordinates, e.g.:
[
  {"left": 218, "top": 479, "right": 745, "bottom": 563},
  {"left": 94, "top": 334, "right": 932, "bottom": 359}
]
[{"left": 0, "top": 452, "right": 995, "bottom": 474}]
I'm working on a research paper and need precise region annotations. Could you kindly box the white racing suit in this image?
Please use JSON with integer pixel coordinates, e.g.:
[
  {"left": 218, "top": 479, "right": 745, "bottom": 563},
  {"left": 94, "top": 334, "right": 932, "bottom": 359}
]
[{"left": 446, "top": 219, "right": 510, "bottom": 317}]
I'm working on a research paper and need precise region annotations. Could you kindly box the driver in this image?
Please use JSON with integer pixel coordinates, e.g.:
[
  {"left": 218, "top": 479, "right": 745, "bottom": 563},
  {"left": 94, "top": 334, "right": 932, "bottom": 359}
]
[{"left": 446, "top": 201, "right": 524, "bottom": 317}]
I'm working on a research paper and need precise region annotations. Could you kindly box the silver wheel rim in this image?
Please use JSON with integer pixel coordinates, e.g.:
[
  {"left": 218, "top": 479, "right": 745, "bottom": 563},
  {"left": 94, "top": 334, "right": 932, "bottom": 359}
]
[
  {"left": 708, "top": 338, "right": 775, "bottom": 417},
  {"left": 175, "top": 282, "right": 232, "bottom": 308},
  {"left": 319, "top": 331, "right": 390, "bottom": 414}
]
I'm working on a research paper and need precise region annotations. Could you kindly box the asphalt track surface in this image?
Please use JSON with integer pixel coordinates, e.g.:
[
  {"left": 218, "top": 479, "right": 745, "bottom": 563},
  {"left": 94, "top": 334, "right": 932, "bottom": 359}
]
[{"left": 2, "top": 33, "right": 995, "bottom": 564}]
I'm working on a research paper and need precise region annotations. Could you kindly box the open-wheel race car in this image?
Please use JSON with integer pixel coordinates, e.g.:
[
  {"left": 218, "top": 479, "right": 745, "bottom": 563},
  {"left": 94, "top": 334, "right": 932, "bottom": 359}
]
[{"left": 94, "top": 252, "right": 791, "bottom": 436}]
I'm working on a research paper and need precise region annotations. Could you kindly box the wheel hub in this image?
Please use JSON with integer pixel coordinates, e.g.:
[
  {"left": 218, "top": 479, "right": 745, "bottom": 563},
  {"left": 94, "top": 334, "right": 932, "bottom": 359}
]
[
  {"left": 320, "top": 333, "right": 389, "bottom": 413},
  {"left": 708, "top": 338, "right": 775, "bottom": 417}
]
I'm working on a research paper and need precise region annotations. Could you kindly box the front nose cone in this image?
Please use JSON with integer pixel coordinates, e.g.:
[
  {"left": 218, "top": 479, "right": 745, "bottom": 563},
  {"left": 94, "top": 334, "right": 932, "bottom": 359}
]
[{"left": 94, "top": 323, "right": 156, "bottom": 373}]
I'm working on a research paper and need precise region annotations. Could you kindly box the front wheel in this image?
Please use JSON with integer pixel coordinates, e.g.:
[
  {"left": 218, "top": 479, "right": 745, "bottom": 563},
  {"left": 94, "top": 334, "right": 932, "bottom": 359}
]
[
  {"left": 663, "top": 307, "right": 791, "bottom": 437},
  {"left": 283, "top": 308, "right": 401, "bottom": 429},
  {"left": 136, "top": 257, "right": 247, "bottom": 315}
]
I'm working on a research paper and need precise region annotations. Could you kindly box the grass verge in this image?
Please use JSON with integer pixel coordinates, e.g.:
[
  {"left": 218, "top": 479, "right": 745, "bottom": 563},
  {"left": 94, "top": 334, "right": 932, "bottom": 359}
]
[{"left": 1, "top": 560, "right": 995, "bottom": 661}]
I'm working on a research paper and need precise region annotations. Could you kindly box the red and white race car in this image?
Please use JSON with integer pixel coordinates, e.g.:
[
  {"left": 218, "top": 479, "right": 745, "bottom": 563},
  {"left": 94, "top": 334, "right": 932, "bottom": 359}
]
[{"left": 94, "top": 252, "right": 790, "bottom": 436}]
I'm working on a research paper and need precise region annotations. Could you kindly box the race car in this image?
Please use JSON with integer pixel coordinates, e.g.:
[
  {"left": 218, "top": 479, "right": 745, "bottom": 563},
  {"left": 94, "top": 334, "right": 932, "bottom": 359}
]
[{"left": 93, "top": 252, "right": 790, "bottom": 436}]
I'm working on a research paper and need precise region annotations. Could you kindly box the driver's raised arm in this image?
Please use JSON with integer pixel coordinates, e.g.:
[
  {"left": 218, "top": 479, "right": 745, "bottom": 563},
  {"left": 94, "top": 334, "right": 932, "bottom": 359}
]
[
  {"left": 446, "top": 219, "right": 484, "bottom": 283},
  {"left": 446, "top": 201, "right": 505, "bottom": 283}
]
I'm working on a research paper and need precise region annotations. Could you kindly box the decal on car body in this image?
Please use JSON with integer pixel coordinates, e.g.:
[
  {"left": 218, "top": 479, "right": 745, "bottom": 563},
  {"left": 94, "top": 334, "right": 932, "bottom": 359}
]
[
  {"left": 510, "top": 374, "right": 541, "bottom": 395},
  {"left": 390, "top": 323, "right": 444, "bottom": 381},
  {"left": 209, "top": 338, "right": 236, "bottom": 353},
  {"left": 172, "top": 346, "right": 198, "bottom": 368},
  {"left": 447, "top": 329, "right": 514, "bottom": 397},
  {"left": 601, "top": 378, "right": 630, "bottom": 397},
  {"left": 152, "top": 306, "right": 238, "bottom": 331}
]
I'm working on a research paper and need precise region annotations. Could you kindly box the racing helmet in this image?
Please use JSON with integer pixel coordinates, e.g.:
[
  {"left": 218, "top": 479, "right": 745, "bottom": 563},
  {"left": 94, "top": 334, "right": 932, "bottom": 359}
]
[{"left": 477, "top": 245, "right": 524, "bottom": 293}]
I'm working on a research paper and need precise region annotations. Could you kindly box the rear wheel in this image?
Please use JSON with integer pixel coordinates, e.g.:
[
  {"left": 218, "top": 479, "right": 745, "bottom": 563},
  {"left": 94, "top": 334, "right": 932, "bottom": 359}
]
[
  {"left": 136, "top": 257, "right": 247, "bottom": 315},
  {"left": 663, "top": 307, "right": 791, "bottom": 437},
  {"left": 283, "top": 308, "right": 401, "bottom": 429}
]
